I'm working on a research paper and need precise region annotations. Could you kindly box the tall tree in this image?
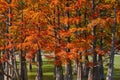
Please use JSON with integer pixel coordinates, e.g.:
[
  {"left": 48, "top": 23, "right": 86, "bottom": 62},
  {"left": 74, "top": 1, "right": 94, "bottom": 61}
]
[
  {"left": 19, "top": 1, "right": 28, "bottom": 80},
  {"left": 106, "top": 1, "right": 117, "bottom": 80}
]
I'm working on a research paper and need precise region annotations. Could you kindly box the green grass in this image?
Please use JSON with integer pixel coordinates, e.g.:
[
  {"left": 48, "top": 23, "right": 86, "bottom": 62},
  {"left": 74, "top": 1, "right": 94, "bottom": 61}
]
[
  {"left": 113, "top": 55, "right": 120, "bottom": 80},
  {"left": 114, "top": 55, "right": 120, "bottom": 68},
  {"left": 28, "top": 55, "right": 120, "bottom": 80},
  {"left": 28, "top": 61, "right": 54, "bottom": 80}
]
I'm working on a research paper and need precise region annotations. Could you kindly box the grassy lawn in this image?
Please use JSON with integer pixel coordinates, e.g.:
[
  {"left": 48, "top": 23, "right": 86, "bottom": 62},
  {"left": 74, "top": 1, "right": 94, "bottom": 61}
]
[
  {"left": 28, "top": 61, "right": 54, "bottom": 80},
  {"left": 113, "top": 55, "right": 120, "bottom": 80},
  {"left": 28, "top": 55, "right": 120, "bottom": 80}
]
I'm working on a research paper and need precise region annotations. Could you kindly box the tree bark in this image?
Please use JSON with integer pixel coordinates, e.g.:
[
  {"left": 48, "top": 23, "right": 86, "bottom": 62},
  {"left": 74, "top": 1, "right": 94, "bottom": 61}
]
[
  {"left": 4, "top": 0, "right": 12, "bottom": 80},
  {"left": 54, "top": 64, "right": 64, "bottom": 80},
  {"left": 0, "top": 62, "right": 4, "bottom": 80},
  {"left": 53, "top": 5, "right": 64, "bottom": 80},
  {"left": 77, "top": 61, "right": 82, "bottom": 80},
  {"left": 28, "top": 62, "right": 32, "bottom": 72},
  {"left": 20, "top": 6, "right": 28, "bottom": 80},
  {"left": 88, "top": 68, "right": 93, "bottom": 80},
  {"left": 88, "top": 0, "right": 99, "bottom": 80},
  {"left": 106, "top": 4, "right": 117, "bottom": 80},
  {"left": 36, "top": 50, "right": 43, "bottom": 80},
  {"left": 64, "top": 1, "right": 72, "bottom": 80},
  {"left": 64, "top": 61, "right": 72, "bottom": 80},
  {"left": 98, "top": 28, "right": 104, "bottom": 80},
  {"left": 20, "top": 50, "right": 28, "bottom": 80}
]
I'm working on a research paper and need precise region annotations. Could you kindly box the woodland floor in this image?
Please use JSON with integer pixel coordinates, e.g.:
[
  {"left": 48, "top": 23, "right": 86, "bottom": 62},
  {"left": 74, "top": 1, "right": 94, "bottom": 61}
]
[{"left": 27, "top": 55, "right": 120, "bottom": 80}]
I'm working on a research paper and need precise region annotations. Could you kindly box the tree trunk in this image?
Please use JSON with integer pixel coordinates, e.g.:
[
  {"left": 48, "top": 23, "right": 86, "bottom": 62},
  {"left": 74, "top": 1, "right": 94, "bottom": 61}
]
[
  {"left": 64, "top": 1, "right": 72, "bottom": 80},
  {"left": 77, "top": 53, "right": 83, "bottom": 80},
  {"left": 0, "top": 60, "right": 4, "bottom": 80},
  {"left": 28, "top": 63, "right": 32, "bottom": 72},
  {"left": 83, "top": 6, "right": 89, "bottom": 78},
  {"left": 84, "top": 56, "right": 89, "bottom": 78},
  {"left": 98, "top": 28, "right": 104, "bottom": 80},
  {"left": 77, "top": 62, "right": 82, "bottom": 80},
  {"left": 20, "top": 50, "right": 28, "bottom": 80},
  {"left": 4, "top": 0, "right": 12, "bottom": 80},
  {"left": 98, "top": 55, "right": 104, "bottom": 80},
  {"left": 64, "top": 61, "right": 72, "bottom": 80},
  {"left": 106, "top": 5, "right": 117, "bottom": 80},
  {"left": 88, "top": 68, "right": 93, "bottom": 80},
  {"left": 54, "top": 65, "right": 64, "bottom": 80},
  {"left": 36, "top": 50, "right": 43, "bottom": 80},
  {"left": 73, "top": 60, "right": 77, "bottom": 75},
  {"left": 53, "top": 5, "right": 64, "bottom": 80},
  {"left": 92, "top": 27, "right": 100, "bottom": 80},
  {"left": 91, "top": 0, "right": 99, "bottom": 80},
  {"left": 12, "top": 54, "right": 21, "bottom": 80}
]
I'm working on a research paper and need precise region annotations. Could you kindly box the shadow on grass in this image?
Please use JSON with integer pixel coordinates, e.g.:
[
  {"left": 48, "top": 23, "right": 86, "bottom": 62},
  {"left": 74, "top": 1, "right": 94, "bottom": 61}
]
[
  {"left": 28, "top": 61, "right": 54, "bottom": 80},
  {"left": 43, "top": 74, "right": 53, "bottom": 80},
  {"left": 28, "top": 73, "right": 53, "bottom": 80}
]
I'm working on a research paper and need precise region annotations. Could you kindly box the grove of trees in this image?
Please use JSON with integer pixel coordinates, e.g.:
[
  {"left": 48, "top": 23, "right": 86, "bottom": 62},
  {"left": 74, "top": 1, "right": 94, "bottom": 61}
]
[{"left": 0, "top": 0, "right": 120, "bottom": 80}]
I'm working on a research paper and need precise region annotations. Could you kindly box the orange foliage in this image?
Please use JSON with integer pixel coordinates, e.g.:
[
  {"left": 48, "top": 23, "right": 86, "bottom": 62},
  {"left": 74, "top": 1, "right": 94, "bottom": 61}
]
[
  {"left": 117, "top": 10, "right": 120, "bottom": 24},
  {"left": 0, "top": 0, "right": 119, "bottom": 67}
]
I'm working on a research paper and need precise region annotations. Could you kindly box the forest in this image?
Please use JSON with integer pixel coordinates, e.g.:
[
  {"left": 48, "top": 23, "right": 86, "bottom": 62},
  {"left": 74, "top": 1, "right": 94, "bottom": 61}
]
[{"left": 0, "top": 0, "right": 120, "bottom": 80}]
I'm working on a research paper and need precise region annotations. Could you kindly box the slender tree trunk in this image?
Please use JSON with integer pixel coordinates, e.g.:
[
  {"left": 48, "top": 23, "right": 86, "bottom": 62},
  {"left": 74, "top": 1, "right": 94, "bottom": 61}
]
[
  {"left": 84, "top": 56, "right": 89, "bottom": 78},
  {"left": 20, "top": 50, "right": 28, "bottom": 80},
  {"left": 54, "top": 64, "right": 64, "bottom": 80},
  {"left": 106, "top": 4, "right": 117, "bottom": 80},
  {"left": 4, "top": 0, "right": 12, "bottom": 80},
  {"left": 83, "top": 6, "right": 89, "bottom": 78},
  {"left": 98, "top": 28, "right": 104, "bottom": 80},
  {"left": 76, "top": 8, "right": 84, "bottom": 80},
  {"left": 88, "top": 68, "right": 93, "bottom": 80},
  {"left": 12, "top": 54, "right": 21, "bottom": 80},
  {"left": 0, "top": 60, "right": 4, "bottom": 80},
  {"left": 53, "top": 5, "right": 64, "bottom": 80},
  {"left": 98, "top": 55, "right": 104, "bottom": 80},
  {"left": 0, "top": 24, "right": 4, "bottom": 80},
  {"left": 77, "top": 61, "right": 82, "bottom": 80},
  {"left": 88, "top": 0, "right": 99, "bottom": 80},
  {"left": 73, "top": 60, "right": 77, "bottom": 75},
  {"left": 92, "top": 26, "right": 100, "bottom": 80},
  {"left": 64, "top": 61, "right": 72, "bottom": 80},
  {"left": 64, "top": 1, "right": 72, "bottom": 80},
  {"left": 20, "top": 6, "right": 28, "bottom": 80},
  {"left": 35, "top": 2, "right": 43, "bottom": 80},
  {"left": 28, "top": 63, "right": 32, "bottom": 72},
  {"left": 36, "top": 50, "right": 43, "bottom": 80}
]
